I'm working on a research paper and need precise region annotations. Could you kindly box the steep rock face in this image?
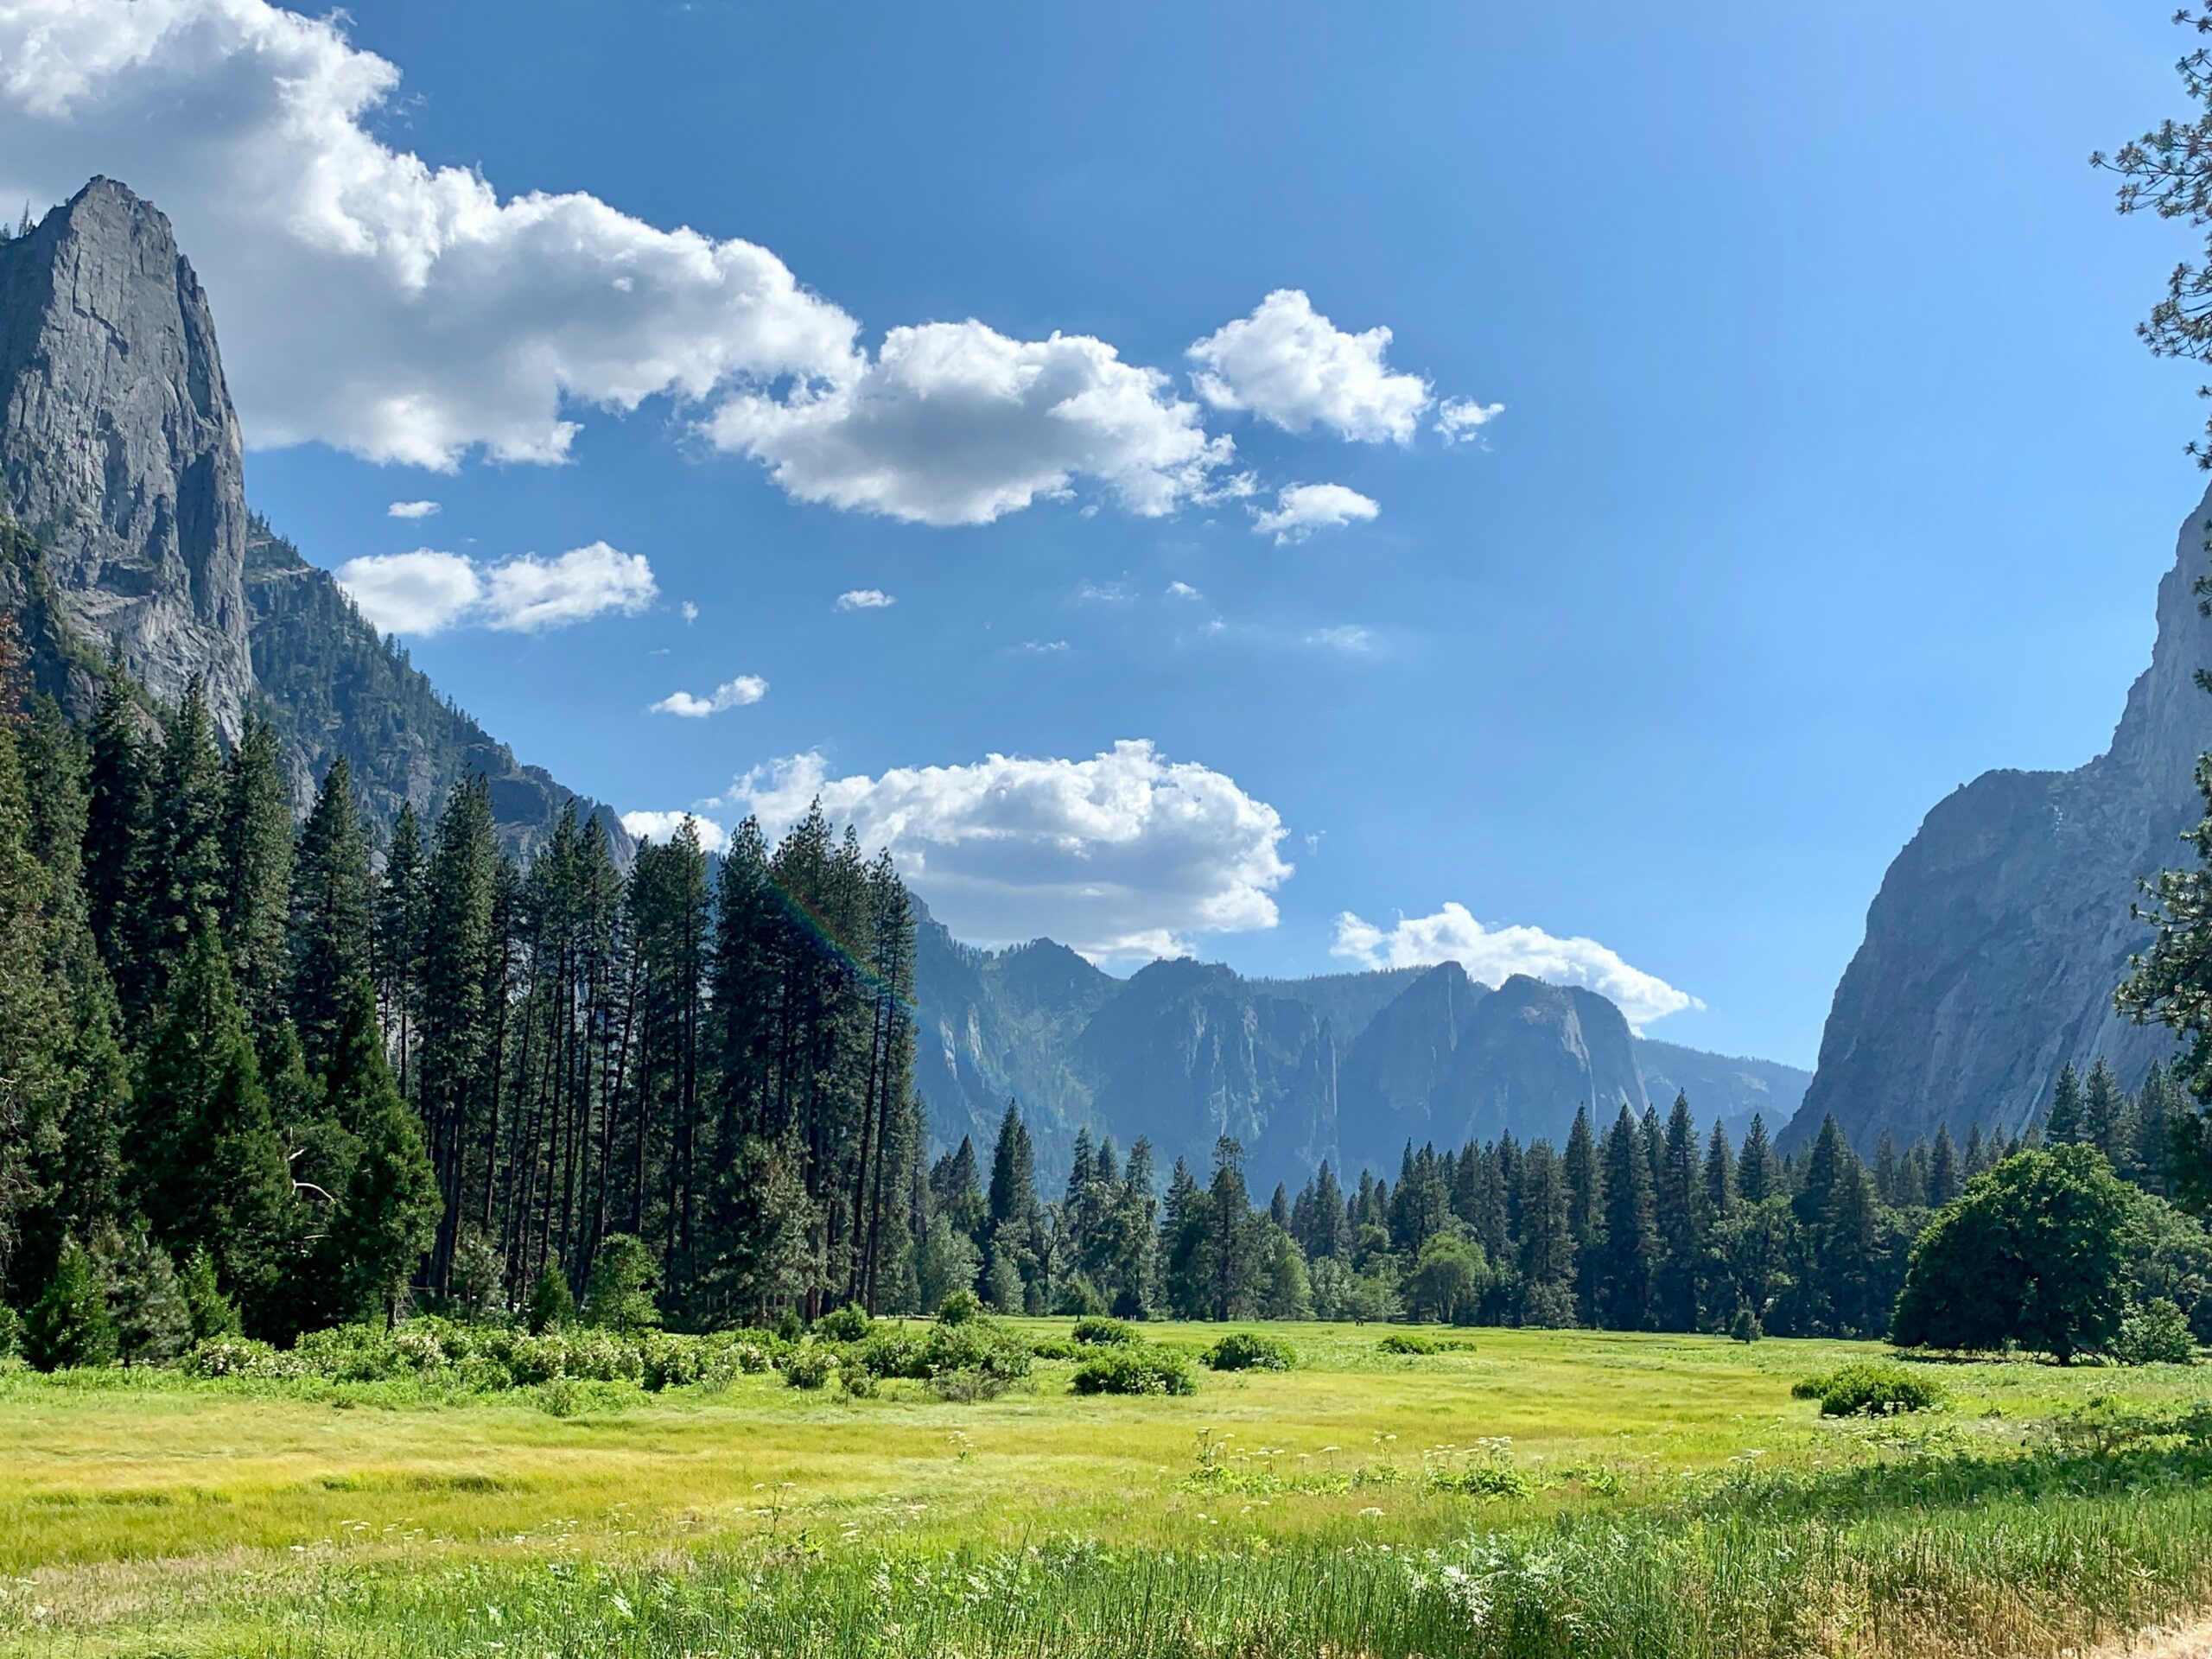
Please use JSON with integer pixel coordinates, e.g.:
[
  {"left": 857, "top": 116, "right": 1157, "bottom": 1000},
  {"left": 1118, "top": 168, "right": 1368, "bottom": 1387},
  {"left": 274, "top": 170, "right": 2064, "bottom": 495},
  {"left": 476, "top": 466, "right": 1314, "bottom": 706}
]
[
  {"left": 0, "top": 179, "right": 253, "bottom": 734},
  {"left": 1427, "top": 976, "right": 1648, "bottom": 1146},
  {"left": 1792, "top": 482, "right": 2212, "bottom": 1151},
  {"left": 912, "top": 913, "right": 1116, "bottom": 1183},
  {"left": 243, "top": 519, "right": 633, "bottom": 852},
  {"left": 1076, "top": 959, "right": 1339, "bottom": 1195},
  {"left": 1335, "top": 963, "right": 1489, "bottom": 1173},
  {"left": 0, "top": 177, "right": 630, "bottom": 855}
]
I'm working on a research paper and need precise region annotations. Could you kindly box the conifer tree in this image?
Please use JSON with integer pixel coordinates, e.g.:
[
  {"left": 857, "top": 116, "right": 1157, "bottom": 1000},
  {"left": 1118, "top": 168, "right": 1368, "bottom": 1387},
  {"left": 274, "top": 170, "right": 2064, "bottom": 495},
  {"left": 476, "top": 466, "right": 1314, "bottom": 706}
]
[
  {"left": 135, "top": 920, "right": 295, "bottom": 1325},
  {"left": 1595, "top": 1106, "right": 1657, "bottom": 1329},
  {"left": 219, "top": 715, "right": 294, "bottom": 1039},
  {"left": 23, "top": 1236, "right": 116, "bottom": 1370},
  {"left": 1515, "top": 1139, "right": 1575, "bottom": 1325},
  {"left": 985, "top": 1103, "right": 1042, "bottom": 1309},
  {"left": 525, "top": 1261, "right": 576, "bottom": 1332},
  {"left": 583, "top": 1232, "right": 661, "bottom": 1334},
  {"left": 376, "top": 801, "right": 425, "bottom": 1096},
  {"left": 1654, "top": 1094, "right": 1704, "bottom": 1330},
  {"left": 80, "top": 656, "right": 148, "bottom": 980},
  {"left": 315, "top": 982, "right": 437, "bottom": 1326},
  {"left": 288, "top": 760, "right": 373, "bottom": 1067},
  {"left": 416, "top": 778, "right": 498, "bottom": 1287},
  {"left": 1927, "top": 1123, "right": 1961, "bottom": 1206},
  {"left": 1701, "top": 1119, "right": 1736, "bottom": 1218},
  {"left": 137, "top": 677, "right": 226, "bottom": 979},
  {"left": 2044, "top": 1062, "right": 2086, "bottom": 1144},
  {"left": 1562, "top": 1105, "right": 1604, "bottom": 1323},
  {"left": 1736, "top": 1113, "right": 1775, "bottom": 1204},
  {"left": 99, "top": 1226, "right": 192, "bottom": 1366},
  {"left": 0, "top": 671, "right": 77, "bottom": 1300},
  {"left": 1205, "top": 1136, "right": 1265, "bottom": 1320},
  {"left": 2082, "top": 1058, "right": 2132, "bottom": 1171}
]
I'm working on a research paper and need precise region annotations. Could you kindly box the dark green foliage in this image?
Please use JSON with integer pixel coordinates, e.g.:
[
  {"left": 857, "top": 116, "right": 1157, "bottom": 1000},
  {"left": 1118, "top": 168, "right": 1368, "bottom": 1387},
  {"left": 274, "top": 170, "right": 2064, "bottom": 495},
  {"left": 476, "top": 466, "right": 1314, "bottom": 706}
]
[
  {"left": 1596, "top": 1106, "right": 1657, "bottom": 1329},
  {"left": 525, "top": 1263, "right": 576, "bottom": 1333},
  {"left": 816, "top": 1302, "right": 872, "bottom": 1343},
  {"left": 1376, "top": 1330, "right": 1470, "bottom": 1354},
  {"left": 1730, "top": 1306, "right": 1762, "bottom": 1342},
  {"left": 1891, "top": 1146, "right": 2137, "bottom": 1362},
  {"left": 24, "top": 1236, "right": 116, "bottom": 1370},
  {"left": 583, "top": 1234, "right": 661, "bottom": 1335},
  {"left": 1792, "top": 1361, "right": 1943, "bottom": 1416},
  {"left": 288, "top": 760, "right": 373, "bottom": 1067},
  {"left": 315, "top": 984, "right": 438, "bottom": 1327},
  {"left": 133, "top": 921, "right": 295, "bottom": 1326},
  {"left": 1071, "top": 1344, "right": 1198, "bottom": 1395},
  {"left": 2044, "top": 1063, "right": 2085, "bottom": 1144},
  {"left": 1071, "top": 1314, "right": 1140, "bottom": 1345},
  {"left": 180, "top": 1247, "right": 241, "bottom": 1341},
  {"left": 782, "top": 1346, "right": 837, "bottom": 1389},
  {"left": 99, "top": 1225, "right": 192, "bottom": 1366},
  {"left": 219, "top": 716, "right": 294, "bottom": 1039},
  {"left": 1205, "top": 1331, "right": 1296, "bottom": 1371}
]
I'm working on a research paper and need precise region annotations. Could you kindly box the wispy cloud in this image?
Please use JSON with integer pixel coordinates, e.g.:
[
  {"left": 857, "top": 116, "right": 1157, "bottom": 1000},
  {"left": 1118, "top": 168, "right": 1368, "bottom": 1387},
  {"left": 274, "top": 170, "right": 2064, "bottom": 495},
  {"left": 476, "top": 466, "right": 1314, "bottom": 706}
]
[{"left": 649, "top": 674, "right": 768, "bottom": 717}]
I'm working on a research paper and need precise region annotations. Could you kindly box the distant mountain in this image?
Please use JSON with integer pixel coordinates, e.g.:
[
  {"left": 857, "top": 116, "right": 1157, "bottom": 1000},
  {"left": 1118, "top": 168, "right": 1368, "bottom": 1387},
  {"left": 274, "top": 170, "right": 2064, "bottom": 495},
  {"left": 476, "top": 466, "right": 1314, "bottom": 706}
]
[
  {"left": 0, "top": 176, "right": 627, "bottom": 853},
  {"left": 1634, "top": 1039, "right": 1809, "bottom": 1145},
  {"left": 911, "top": 906, "right": 1810, "bottom": 1192},
  {"left": 1790, "top": 483, "right": 2212, "bottom": 1153}
]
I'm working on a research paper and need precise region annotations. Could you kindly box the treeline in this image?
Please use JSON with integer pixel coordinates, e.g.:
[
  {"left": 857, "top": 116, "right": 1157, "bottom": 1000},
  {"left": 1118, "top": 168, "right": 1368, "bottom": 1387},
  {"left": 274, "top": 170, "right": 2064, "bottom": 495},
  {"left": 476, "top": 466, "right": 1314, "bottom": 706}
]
[
  {"left": 0, "top": 649, "right": 923, "bottom": 1348},
  {"left": 925, "top": 1101, "right": 1963, "bottom": 1338},
  {"left": 917, "top": 1071, "right": 2211, "bottom": 1344}
]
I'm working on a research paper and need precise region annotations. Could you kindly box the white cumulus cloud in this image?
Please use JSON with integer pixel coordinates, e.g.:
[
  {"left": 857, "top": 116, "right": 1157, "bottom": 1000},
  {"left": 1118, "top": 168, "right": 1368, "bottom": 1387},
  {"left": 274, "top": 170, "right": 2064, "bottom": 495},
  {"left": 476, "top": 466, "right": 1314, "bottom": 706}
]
[
  {"left": 334, "top": 542, "right": 654, "bottom": 635},
  {"left": 1189, "top": 289, "right": 1433, "bottom": 444},
  {"left": 721, "top": 741, "right": 1293, "bottom": 959},
  {"left": 649, "top": 675, "right": 768, "bottom": 718},
  {"left": 1165, "top": 580, "right": 1203, "bottom": 601},
  {"left": 1331, "top": 902, "right": 1703, "bottom": 1031},
  {"left": 386, "top": 499, "right": 440, "bottom": 519},
  {"left": 0, "top": 1, "right": 861, "bottom": 471},
  {"left": 618, "top": 810, "right": 729, "bottom": 854},
  {"left": 705, "top": 321, "right": 1234, "bottom": 526},
  {"left": 1251, "top": 483, "right": 1381, "bottom": 545},
  {"left": 835, "top": 588, "right": 896, "bottom": 611}
]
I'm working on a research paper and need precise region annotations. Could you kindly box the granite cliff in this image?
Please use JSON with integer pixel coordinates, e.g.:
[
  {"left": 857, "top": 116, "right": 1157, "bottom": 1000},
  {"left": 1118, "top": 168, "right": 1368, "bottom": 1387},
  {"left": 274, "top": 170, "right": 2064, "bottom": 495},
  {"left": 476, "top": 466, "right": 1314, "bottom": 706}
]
[
  {"left": 0, "top": 178, "right": 626, "bottom": 851},
  {"left": 1791, "top": 480, "right": 2212, "bottom": 1150}
]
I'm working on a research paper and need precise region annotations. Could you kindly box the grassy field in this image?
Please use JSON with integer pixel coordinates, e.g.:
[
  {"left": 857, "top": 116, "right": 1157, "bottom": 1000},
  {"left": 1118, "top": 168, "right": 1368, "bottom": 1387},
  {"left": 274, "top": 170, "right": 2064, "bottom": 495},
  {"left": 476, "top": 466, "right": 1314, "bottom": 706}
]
[{"left": 2, "top": 1321, "right": 2209, "bottom": 1657}]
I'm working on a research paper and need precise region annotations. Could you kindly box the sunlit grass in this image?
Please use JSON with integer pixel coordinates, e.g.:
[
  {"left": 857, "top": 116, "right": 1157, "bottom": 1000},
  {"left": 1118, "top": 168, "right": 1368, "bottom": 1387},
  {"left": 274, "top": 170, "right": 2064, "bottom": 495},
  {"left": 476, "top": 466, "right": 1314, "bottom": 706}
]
[{"left": 1, "top": 1321, "right": 2206, "bottom": 1656}]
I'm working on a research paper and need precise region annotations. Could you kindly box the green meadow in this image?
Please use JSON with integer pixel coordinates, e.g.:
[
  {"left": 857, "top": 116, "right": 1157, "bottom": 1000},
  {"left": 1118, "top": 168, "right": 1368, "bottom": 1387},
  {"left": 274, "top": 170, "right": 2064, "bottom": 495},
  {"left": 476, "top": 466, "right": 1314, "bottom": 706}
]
[{"left": 3, "top": 1322, "right": 2209, "bottom": 1658}]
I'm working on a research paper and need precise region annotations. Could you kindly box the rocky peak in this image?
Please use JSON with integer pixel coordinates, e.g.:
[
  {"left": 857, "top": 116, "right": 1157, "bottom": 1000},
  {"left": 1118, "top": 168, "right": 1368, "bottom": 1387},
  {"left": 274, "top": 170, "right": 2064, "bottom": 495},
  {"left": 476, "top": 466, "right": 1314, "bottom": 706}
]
[
  {"left": 1793, "top": 480, "right": 2212, "bottom": 1151},
  {"left": 0, "top": 178, "right": 253, "bottom": 735}
]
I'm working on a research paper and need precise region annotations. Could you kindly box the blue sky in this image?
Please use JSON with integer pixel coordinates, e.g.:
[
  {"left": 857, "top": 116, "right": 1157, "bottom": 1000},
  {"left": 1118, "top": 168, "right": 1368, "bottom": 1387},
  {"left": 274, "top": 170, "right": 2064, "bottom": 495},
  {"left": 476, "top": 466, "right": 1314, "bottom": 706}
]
[{"left": 3, "top": 2, "right": 2206, "bottom": 1065}]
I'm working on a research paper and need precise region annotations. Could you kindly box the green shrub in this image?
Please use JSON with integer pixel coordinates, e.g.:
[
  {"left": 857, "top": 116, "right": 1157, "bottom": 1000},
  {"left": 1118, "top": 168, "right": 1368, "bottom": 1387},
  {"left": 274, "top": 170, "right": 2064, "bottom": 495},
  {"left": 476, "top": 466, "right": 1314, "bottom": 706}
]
[
  {"left": 816, "top": 1302, "right": 873, "bottom": 1344},
  {"left": 937, "top": 1288, "right": 984, "bottom": 1325},
  {"left": 1205, "top": 1332, "right": 1296, "bottom": 1372},
  {"left": 524, "top": 1265, "right": 575, "bottom": 1334},
  {"left": 1730, "top": 1307, "right": 1762, "bottom": 1344},
  {"left": 1377, "top": 1331, "right": 1469, "bottom": 1356},
  {"left": 582, "top": 1235, "right": 660, "bottom": 1335},
  {"left": 0, "top": 1302, "right": 19, "bottom": 1361},
  {"left": 1071, "top": 1315, "right": 1141, "bottom": 1346},
  {"left": 1795, "top": 1361, "right": 1944, "bottom": 1417},
  {"left": 783, "top": 1346, "right": 837, "bottom": 1390},
  {"left": 1026, "top": 1337, "right": 1082, "bottom": 1360},
  {"left": 2113, "top": 1298, "right": 2199, "bottom": 1366},
  {"left": 1072, "top": 1346, "right": 1198, "bottom": 1396},
  {"left": 840, "top": 1365, "right": 879, "bottom": 1398},
  {"left": 25, "top": 1238, "right": 118, "bottom": 1371}
]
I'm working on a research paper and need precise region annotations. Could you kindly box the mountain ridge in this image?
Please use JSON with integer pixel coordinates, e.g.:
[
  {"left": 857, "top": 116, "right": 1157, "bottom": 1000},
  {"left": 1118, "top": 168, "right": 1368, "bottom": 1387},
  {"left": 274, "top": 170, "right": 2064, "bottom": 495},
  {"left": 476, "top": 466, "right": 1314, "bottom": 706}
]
[{"left": 0, "top": 176, "right": 631, "bottom": 854}]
